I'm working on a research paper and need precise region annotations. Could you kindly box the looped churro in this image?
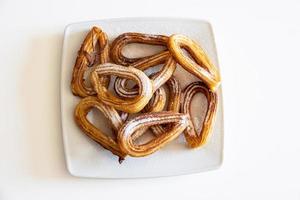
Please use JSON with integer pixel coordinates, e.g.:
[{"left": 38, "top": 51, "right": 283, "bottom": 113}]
[
  {"left": 110, "top": 32, "right": 168, "bottom": 66},
  {"left": 71, "top": 26, "right": 110, "bottom": 97},
  {"left": 168, "top": 34, "right": 221, "bottom": 91},
  {"left": 90, "top": 63, "right": 153, "bottom": 113},
  {"left": 118, "top": 111, "right": 190, "bottom": 157},
  {"left": 181, "top": 81, "right": 218, "bottom": 148},
  {"left": 74, "top": 96, "right": 126, "bottom": 160}
]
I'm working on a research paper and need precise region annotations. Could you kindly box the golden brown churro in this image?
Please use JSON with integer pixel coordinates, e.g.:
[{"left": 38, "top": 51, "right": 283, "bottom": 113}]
[
  {"left": 181, "top": 81, "right": 218, "bottom": 148},
  {"left": 71, "top": 26, "right": 110, "bottom": 97},
  {"left": 111, "top": 33, "right": 176, "bottom": 99},
  {"left": 168, "top": 34, "right": 221, "bottom": 91},
  {"left": 118, "top": 111, "right": 190, "bottom": 157},
  {"left": 74, "top": 96, "right": 126, "bottom": 160},
  {"left": 110, "top": 32, "right": 168, "bottom": 66},
  {"left": 90, "top": 63, "right": 153, "bottom": 113}
]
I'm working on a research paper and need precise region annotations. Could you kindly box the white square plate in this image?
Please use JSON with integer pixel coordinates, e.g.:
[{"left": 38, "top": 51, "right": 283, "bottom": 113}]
[{"left": 60, "top": 18, "right": 224, "bottom": 178}]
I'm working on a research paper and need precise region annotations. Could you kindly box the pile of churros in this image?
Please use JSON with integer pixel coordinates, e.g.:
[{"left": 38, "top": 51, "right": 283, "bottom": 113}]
[{"left": 71, "top": 26, "right": 221, "bottom": 163}]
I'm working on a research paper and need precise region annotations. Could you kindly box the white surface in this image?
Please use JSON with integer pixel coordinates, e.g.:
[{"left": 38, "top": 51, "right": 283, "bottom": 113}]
[
  {"left": 0, "top": 0, "right": 300, "bottom": 199},
  {"left": 61, "top": 18, "right": 223, "bottom": 178}
]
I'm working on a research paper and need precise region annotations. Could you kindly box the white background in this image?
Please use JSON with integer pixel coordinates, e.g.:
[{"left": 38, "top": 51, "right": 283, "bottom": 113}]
[{"left": 0, "top": 0, "right": 299, "bottom": 199}]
